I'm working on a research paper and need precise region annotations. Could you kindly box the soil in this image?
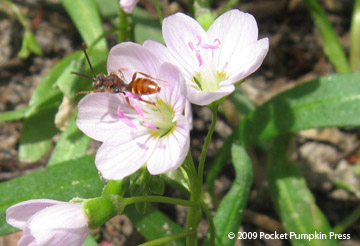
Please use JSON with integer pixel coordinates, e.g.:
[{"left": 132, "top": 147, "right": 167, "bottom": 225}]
[{"left": 0, "top": 0, "right": 359, "bottom": 245}]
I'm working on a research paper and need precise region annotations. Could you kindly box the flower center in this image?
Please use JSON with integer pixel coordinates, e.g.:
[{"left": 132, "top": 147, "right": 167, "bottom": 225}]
[
  {"left": 117, "top": 98, "right": 176, "bottom": 138},
  {"left": 147, "top": 99, "right": 176, "bottom": 138},
  {"left": 188, "top": 36, "right": 228, "bottom": 92}
]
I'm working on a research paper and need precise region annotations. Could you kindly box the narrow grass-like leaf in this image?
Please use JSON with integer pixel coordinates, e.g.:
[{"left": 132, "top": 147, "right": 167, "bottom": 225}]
[
  {"left": 207, "top": 143, "right": 253, "bottom": 246},
  {"left": 0, "top": 155, "right": 103, "bottom": 235},
  {"left": 47, "top": 111, "right": 90, "bottom": 166},
  {"left": 61, "top": 0, "right": 107, "bottom": 51},
  {"left": 267, "top": 135, "right": 338, "bottom": 246},
  {"left": 302, "top": 0, "right": 351, "bottom": 73},
  {"left": 350, "top": 0, "right": 360, "bottom": 72},
  {"left": 28, "top": 52, "right": 80, "bottom": 108},
  {"left": 0, "top": 106, "right": 30, "bottom": 122},
  {"left": 207, "top": 74, "right": 360, "bottom": 193},
  {"left": 19, "top": 105, "right": 59, "bottom": 162},
  {"left": 125, "top": 205, "right": 185, "bottom": 246}
]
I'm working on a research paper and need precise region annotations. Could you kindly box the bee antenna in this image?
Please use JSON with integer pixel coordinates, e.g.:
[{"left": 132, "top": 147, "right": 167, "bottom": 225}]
[
  {"left": 81, "top": 42, "right": 97, "bottom": 78},
  {"left": 70, "top": 71, "right": 94, "bottom": 80}
]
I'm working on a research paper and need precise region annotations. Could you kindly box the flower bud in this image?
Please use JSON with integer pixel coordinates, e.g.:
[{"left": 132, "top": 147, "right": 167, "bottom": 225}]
[{"left": 83, "top": 196, "right": 124, "bottom": 229}]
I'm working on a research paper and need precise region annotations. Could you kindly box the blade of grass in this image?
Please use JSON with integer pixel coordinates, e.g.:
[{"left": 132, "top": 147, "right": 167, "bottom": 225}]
[
  {"left": 302, "top": 0, "right": 352, "bottom": 73},
  {"left": 350, "top": 0, "right": 360, "bottom": 72}
]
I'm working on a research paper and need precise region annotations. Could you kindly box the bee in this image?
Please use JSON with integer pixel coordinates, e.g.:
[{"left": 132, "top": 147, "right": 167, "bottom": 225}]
[{"left": 71, "top": 43, "right": 161, "bottom": 105}]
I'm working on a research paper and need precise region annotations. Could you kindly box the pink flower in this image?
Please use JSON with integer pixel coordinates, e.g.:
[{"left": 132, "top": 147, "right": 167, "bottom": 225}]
[
  {"left": 77, "top": 42, "right": 190, "bottom": 180},
  {"left": 6, "top": 199, "right": 89, "bottom": 246},
  {"left": 120, "top": 0, "right": 139, "bottom": 13},
  {"left": 144, "top": 9, "right": 269, "bottom": 105}
]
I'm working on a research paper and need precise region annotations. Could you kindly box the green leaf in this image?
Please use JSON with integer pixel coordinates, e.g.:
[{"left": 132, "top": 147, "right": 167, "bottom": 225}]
[
  {"left": 207, "top": 73, "right": 360, "bottom": 195},
  {"left": 0, "top": 154, "right": 103, "bottom": 235},
  {"left": 61, "top": 0, "right": 108, "bottom": 51},
  {"left": 125, "top": 205, "right": 185, "bottom": 246},
  {"left": 267, "top": 135, "right": 338, "bottom": 246},
  {"left": 302, "top": 0, "right": 351, "bottom": 73},
  {"left": 28, "top": 53, "right": 80, "bottom": 109},
  {"left": 19, "top": 105, "right": 59, "bottom": 162},
  {"left": 18, "top": 31, "right": 43, "bottom": 58},
  {"left": 83, "top": 236, "right": 98, "bottom": 246},
  {"left": 133, "top": 7, "right": 163, "bottom": 44},
  {"left": 149, "top": 175, "right": 165, "bottom": 195},
  {"left": 0, "top": 106, "right": 30, "bottom": 122},
  {"left": 47, "top": 111, "right": 90, "bottom": 166},
  {"left": 57, "top": 49, "right": 107, "bottom": 100},
  {"left": 207, "top": 143, "right": 253, "bottom": 246},
  {"left": 238, "top": 74, "right": 360, "bottom": 146}
]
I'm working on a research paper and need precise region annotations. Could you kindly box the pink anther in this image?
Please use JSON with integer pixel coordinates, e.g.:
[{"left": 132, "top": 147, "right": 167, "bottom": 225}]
[
  {"left": 123, "top": 92, "right": 141, "bottom": 99},
  {"left": 201, "top": 38, "right": 221, "bottom": 49},
  {"left": 143, "top": 121, "right": 157, "bottom": 130},
  {"left": 117, "top": 106, "right": 137, "bottom": 129},
  {"left": 133, "top": 103, "right": 144, "bottom": 118},
  {"left": 188, "top": 42, "right": 195, "bottom": 51}
]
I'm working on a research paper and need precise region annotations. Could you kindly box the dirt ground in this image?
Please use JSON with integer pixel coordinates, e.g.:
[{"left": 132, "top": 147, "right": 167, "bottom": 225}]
[{"left": 0, "top": 0, "right": 359, "bottom": 245}]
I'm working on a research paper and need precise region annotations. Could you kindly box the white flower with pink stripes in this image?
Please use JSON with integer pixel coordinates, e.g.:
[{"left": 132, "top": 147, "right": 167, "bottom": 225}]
[
  {"left": 77, "top": 42, "right": 190, "bottom": 180},
  {"left": 145, "top": 9, "right": 269, "bottom": 105}
]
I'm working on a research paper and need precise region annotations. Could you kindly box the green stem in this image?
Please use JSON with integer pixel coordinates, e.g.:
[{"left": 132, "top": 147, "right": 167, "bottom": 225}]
[
  {"left": 182, "top": 151, "right": 201, "bottom": 246},
  {"left": 118, "top": 8, "right": 134, "bottom": 42},
  {"left": 3, "top": 0, "right": 30, "bottom": 31},
  {"left": 302, "top": 0, "right": 351, "bottom": 73},
  {"left": 201, "top": 200, "right": 215, "bottom": 246},
  {"left": 154, "top": 0, "right": 164, "bottom": 24},
  {"left": 198, "top": 106, "right": 218, "bottom": 187},
  {"left": 187, "top": 0, "right": 195, "bottom": 17},
  {"left": 138, "top": 231, "right": 195, "bottom": 246},
  {"left": 350, "top": 0, "right": 360, "bottom": 72},
  {"left": 122, "top": 196, "right": 198, "bottom": 207},
  {"left": 333, "top": 205, "right": 360, "bottom": 234}
]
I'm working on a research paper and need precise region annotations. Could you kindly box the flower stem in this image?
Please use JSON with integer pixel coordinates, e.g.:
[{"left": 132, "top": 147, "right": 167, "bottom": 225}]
[
  {"left": 138, "top": 231, "right": 195, "bottom": 246},
  {"left": 198, "top": 106, "right": 218, "bottom": 187},
  {"left": 201, "top": 200, "right": 215, "bottom": 246},
  {"left": 122, "top": 196, "right": 198, "bottom": 207},
  {"left": 154, "top": 0, "right": 164, "bottom": 24},
  {"left": 183, "top": 151, "right": 202, "bottom": 246}
]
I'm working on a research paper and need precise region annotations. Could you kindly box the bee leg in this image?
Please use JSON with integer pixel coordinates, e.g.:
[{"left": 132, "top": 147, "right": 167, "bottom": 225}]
[
  {"left": 117, "top": 68, "right": 127, "bottom": 80},
  {"left": 133, "top": 72, "right": 168, "bottom": 83},
  {"left": 138, "top": 97, "right": 156, "bottom": 106},
  {"left": 76, "top": 89, "right": 104, "bottom": 95},
  {"left": 125, "top": 97, "right": 135, "bottom": 110}
]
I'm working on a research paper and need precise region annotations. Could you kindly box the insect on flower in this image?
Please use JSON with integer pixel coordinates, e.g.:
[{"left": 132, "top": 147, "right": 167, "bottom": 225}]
[{"left": 71, "top": 43, "right": 162, "bottom": 106}]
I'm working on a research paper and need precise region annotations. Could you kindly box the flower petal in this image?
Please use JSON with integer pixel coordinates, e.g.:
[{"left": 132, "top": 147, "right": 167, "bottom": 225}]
[
  {"left": 223, "top": 38, "right": 269, "bottom": 84},
  {"left": 207, "top": 10, "right": 259, "bottom": 70},
  {"left": 18, "top": 228, "right": 37, "bottom": 246},
  {"left": 143, "top": 40, "right": 175, "bottom": 65},
  {"left": 186, "top": 83, "right": 235, "bottom": 106},
  {"left": 107, "top": 42, "right": 161, "bottom": 81},
  {"left": 162, "top": 13, "right": 210, "bottom": 77},
  {"left": 6, "top": 199, "right": 65, "bottom": 230},
  {"left": 28, "top": 203, "right": 88, "bottom": 246},
  {"left": 120, "top": 0, "right": 139, "bottom": 13},
  {"left": 77, "top": 93, "right": 135, "bottom": 142},
  {"left": 95, "top": 131, "right": 156, "bottom": 180},
  {"left": 157, "top": 62, "right": 186, "bottom": 113},
  {"left": 147, "top": 116, "right": 190, "bottom": 174}
]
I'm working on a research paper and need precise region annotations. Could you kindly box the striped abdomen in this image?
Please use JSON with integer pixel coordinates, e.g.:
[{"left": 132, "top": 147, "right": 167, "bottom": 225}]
[{"left": 128, "top": 78, "right": 161, "bottom": 95}]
